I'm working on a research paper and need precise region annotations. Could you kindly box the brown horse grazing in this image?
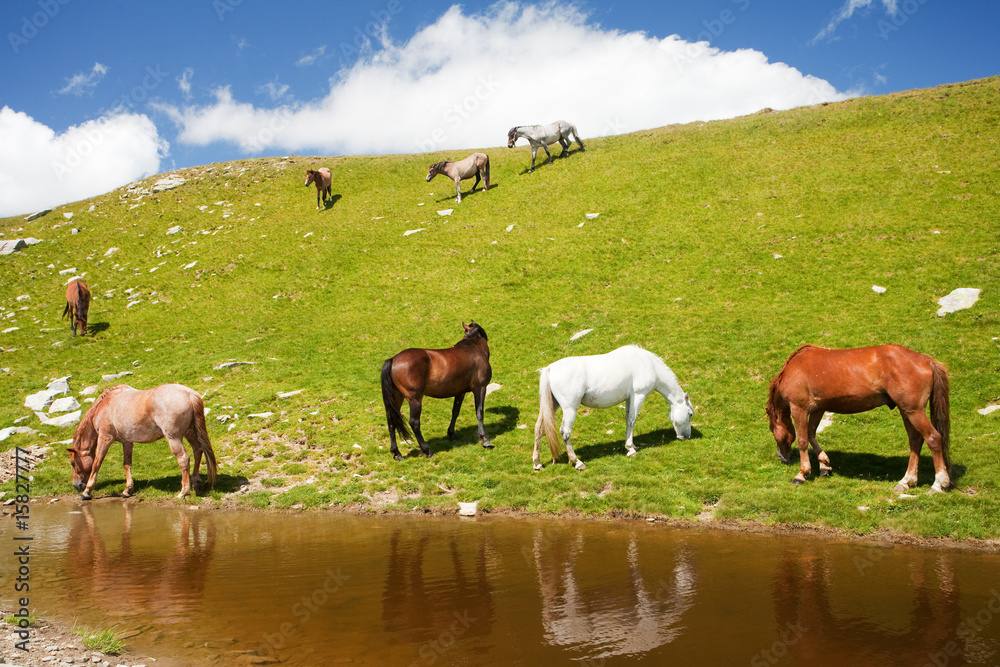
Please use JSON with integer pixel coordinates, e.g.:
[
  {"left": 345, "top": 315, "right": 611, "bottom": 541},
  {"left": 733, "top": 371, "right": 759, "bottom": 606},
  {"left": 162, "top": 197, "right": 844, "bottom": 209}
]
[
  {"left": 426, "top": 153, "right": 490, "bottom": 203},
  {"left": 62, "top": 279, "right": 91, "bottom": 337},
  {"left": 381, "top": 321, "right": 493, "bottom": 460},
  {"left": 304, "top": 167, "right": 332, "bottom": 210},
  {"left": 766, "top": 345, "right": 952, "bottom": 493},
  {"left": 68, "top": 384, "right": 217, "bottom": 500}
]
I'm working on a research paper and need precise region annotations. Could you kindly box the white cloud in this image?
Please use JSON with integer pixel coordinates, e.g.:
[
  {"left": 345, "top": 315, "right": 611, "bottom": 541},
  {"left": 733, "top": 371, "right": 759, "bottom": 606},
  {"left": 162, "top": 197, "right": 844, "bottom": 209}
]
[
  {"left": 158, "top": 3, "right": 849, "bottom": 156},
  {"left": 0, "top": 107, "right": 168, "bottom": 218},
  {"left": 58, "top": 62, "right": 108, "bottom": 97},
  {"left": 177, "top": 67, "right": 194, "bottom": 98},
  {"left": 296, "top": 45, "right": 327, "bottom": 67},
  {"left": 812, "top": 0, "right": 899, "bottom": 43},
  {"left": 257, "top": 78, "right": 290, "bottom": 101}
]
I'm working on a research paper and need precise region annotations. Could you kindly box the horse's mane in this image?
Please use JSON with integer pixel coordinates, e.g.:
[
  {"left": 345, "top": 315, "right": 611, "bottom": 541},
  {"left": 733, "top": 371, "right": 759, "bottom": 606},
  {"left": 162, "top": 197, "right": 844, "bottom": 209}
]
[
  {"left": 765, "top": 345, "right": 818, "bottom": 421},
  {"left": 462, "top": 322, "right": 488, "bottom": 341},
  {"left": 429, "top": 160, "right": 450, "bottom": 171},
  {"left": 73, "top": 385, "right": 129, "bottom": 451}
]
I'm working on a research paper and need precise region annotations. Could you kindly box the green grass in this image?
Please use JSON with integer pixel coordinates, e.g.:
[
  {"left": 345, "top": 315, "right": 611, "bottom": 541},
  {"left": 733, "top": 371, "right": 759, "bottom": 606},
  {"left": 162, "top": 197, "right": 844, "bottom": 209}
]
[
  {"left": 71, "top": 622, "right": 127, "bottom": 654},
  {"left": 2, "top": 77, "right": 999, "bottom": 538}
]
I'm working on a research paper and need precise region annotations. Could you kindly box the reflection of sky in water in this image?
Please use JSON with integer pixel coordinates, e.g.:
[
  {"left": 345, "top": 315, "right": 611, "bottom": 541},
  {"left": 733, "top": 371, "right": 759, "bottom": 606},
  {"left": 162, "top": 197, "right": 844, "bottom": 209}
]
[{"left": 4, "top": 503, "right": 1000, "bottom": 666}]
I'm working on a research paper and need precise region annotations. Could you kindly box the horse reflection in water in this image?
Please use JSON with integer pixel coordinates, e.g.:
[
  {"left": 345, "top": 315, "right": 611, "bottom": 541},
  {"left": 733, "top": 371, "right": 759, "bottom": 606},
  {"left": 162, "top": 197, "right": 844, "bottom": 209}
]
[
  {"left": 772, "top": 545, "right": 971, "bottom": 666},
  {"left": 65, "top": 503, "right": 216, "bottom": 619},
  {"left": 532, "top": 527, "right": 696, "bottom": 660},
  {"left": 381, "top": 527, "right": 495, "bottom": 646}
]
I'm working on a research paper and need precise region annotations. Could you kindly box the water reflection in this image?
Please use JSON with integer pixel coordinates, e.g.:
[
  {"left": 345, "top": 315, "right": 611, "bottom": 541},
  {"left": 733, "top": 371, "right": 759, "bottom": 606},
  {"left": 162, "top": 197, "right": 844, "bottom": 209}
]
[
  {"left": 532, "top": 526, "right": 696, "bottom": 660},
  {"left": 66, "top": 503, "right": 215, "bottom": 621}
]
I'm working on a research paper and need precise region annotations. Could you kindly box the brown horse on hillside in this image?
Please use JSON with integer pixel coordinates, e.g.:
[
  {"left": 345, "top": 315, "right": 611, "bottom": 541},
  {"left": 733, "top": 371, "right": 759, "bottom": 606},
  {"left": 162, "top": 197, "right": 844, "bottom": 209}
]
[
  {"left": 68, "top": 384, "right": 217, "bottom": 500},
  {"left": 304, "top": 167, "right": 332, "bottom": 210},
  {"left": 426, "top": 153, "right": 490, "bottom": 203},
  {"left": 381, "top": 321, "right": 493, "bottom": 460},
  {"left": 766, "top": 345, "right": 952, "bottom": 493},
  {"left": 62, "top": 279, "right": 91, "bottom": 337}
]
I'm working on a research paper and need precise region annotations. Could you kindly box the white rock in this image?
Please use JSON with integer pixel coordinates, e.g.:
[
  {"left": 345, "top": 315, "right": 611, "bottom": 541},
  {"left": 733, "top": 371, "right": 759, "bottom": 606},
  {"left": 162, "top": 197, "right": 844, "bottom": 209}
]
[
  {"left": 63, "top": 212, "right": 74, "bottom": 219},
  {"left": 248, "top": 412, "right": 273, "bottom": 419},
  {"left": 16, "top": 294, "right": 30, "bottom": 301},
  {"left": 585, "top": 213, "right": 600, "bottom": 219},
  {"left": 816, "top": 412, "right": 834, "bottom": 433},
  {"left": 978, "top": 404, "right": 1000, "bottom": 416},
  {"left": 458, "top": 501, "right": 478, "bottom": 516},
  {"left": 101, "top": 371, "right": 133, "bottom": 381},
  {"left": 35, "top": 410, "right": 82, "bottom": 427},
  {"left": 183, "top": 261, "right": 198, "bottom": 269},
  {"left": 0, "top": 426, "right": 38, "bottom": 441},
  {"left": 104, "top": 247, "right": 119, "bottom": 257},
  {"left": 166, "top": 225, "right": 182, "bottom": 235},
  {"left": 2, "top": 327, "right": 20, "bottom": 334},
  {"left": 277, "top": 390, "right": 303, "bottom": 399},
  {"left": 485, "top": 383, "right": 502, "bottom": 396},
  {"left": 49, "top": 396, "right": 81, "bottom": 413},
  {"left": 81, "top": 385, "right": 99, "bottom": 395},
  {"left": 570, "top": 329, "right": 594, "bottom": 341},
  {"left": 403, "top": 228, "right": 425, "bottom": 236},
  {"left": 58, "top": 267, "right": 77, "bottom": 275},
  {"left": 47, "top": 377, "right": 71, "bottom": 394},
  {"left": 151, "top": 175, "right": 186, "bottom": 192},
  {"left": 214, "top": 361, "right": 255, "bottom": 369},
  {"left": 937, "top": 288, "right": 981, "bottom": 316},
  {"left": 437, "top": 209, "right": 453, "bottom": 216},
  {"left": 872, "top": 285, "right": 887, "bottom": 293},
  {"left": 25, "top": 389, "right": 60, "bottom": 411},
  {"left": 25, "top": 209, "right": 52, "bottom": 221},
  {"left": 506, "top": 224, "right": 515, "bottom": 232}
]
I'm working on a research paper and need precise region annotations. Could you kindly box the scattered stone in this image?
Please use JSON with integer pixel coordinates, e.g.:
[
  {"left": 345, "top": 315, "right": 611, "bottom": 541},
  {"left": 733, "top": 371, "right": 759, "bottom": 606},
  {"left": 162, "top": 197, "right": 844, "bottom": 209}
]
[
  {"left": 773, "top": 254, "right": 783, "bottom": 259},
  {"left": 183, "top": 261, "right": 198, "bottom": 270},
  {"left": 458, "top": 501, "right": 478, "bottom": 516},
  {"left": 485, "top": 383, "right": 502, "bottom": 396},
  {"left": 248, "top": 412, "right": 273, "bottom": 419},
  {"left": 63, "top": 212, "right": 74, "bottom": 219},
  {"left": 58, "top": 267, "right": 77, "bottom": 275},
  {"left": 16, "top": 294, "right": 30, "bottom": 301},
  {"left": 105, "top": 247, "right": 119, "bottom": 257},
  {"left": 570, "top": 329, "right": 594, "bottom": 341},
  {"left": 166, "top": 225, "right": 182, "bottom": 235},
  {"left": 49, "top": 396, "right": 81, "bottom": 413},
  {"left": 506, "top": 224, "right": 515, "bottom": 232},
  {"left": 872, "top": 285, "right": 886, "bottom": 293},
  {"left": 48, "top": 377, "right": 71, "bottom": 394},
  {"left": 25, "top": 209, "right": 52, "bottom": 221},
  {"left": 214, "top": 361, "right": 255, "bottom": 370},
  {"left": 3, "top": 326, "right": 20, "bottom": 334},
  {"left": 817, "top": 412, "right": 834, "bottom": 433},
  {"left": 35, "top": 409, "right": 81, "bottom": 427},
  {"left": 403, "top": 228, "right": 425, "bottom": 236},
  {"left": 978, "top": 404, "right": 1000, "bottom": 416},
  {"left": 151, "top": 175, "right": 186, "bottom": 192},
  {"left": 100, "top": 371, "right": 133, "bottom": 381},
  {"left": 0, "top": 426, "right": 38, "bottom": 441},
  {"left": 81, "top": 385, "right": 99, "bottom": 396},
  {"left": 437, "top": 209, "right": 453, "bottom": 216},
  {"left": 0, "top": 238, "right": 41, "bottom": 255},
  {"left": 937, "top": 287, "right": 981, "bottom": 316},
  {"left": 585, "top": 213, "right": 600, "bottom": 219},
  {"left": 277, "top": 390, "right": 302, "bottom": 399},
  {"left": 25, "top": 389, "right": 61, "bottom": 411}
]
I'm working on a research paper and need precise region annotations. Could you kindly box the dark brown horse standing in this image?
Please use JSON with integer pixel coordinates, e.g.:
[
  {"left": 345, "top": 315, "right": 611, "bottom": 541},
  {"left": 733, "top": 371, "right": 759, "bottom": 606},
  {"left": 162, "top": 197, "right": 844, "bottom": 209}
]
[
  {"left": 304, "top": 167, "right": 332, "bottom": 210},
  {"left": 381, "top": 321, "right": 494, "bottom": 460},
  {"left": 766, "top": 344, "right": 952, "bottom": 493},
  {"left": 62, "top": 279, "right": 91, "bottom": 337}
]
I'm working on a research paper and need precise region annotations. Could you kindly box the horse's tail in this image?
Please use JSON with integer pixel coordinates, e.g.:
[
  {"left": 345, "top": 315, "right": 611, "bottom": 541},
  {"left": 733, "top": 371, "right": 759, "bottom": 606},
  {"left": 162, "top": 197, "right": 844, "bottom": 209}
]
[
  {"left": 381, "top": 358, "right": 411, "bottom": 442},
  {"left": 192, "top": 393, "right": 217, "bottom": 488},
  {"left": 570, "top": 123, "right": 584, "bottom": 150},
  {"left": 62, "top": 301, "right": 70, "bottom": 320},
  {"left": 929, "top": 358, "right": 952, "bottom": 482},
  {"left": 537, "top": 367, "right": 562, "bottom": 462},
  {"left": 484, "top": 155, "right": 491, "bottom": 189}
]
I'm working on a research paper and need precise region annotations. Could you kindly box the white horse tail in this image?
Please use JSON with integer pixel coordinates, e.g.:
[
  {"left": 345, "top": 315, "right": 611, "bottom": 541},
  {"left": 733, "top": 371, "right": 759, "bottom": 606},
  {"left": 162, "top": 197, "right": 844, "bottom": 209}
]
[
  {"left": 537, "top": 367, "right": 561, "bottom": 462},
  {"left": 569, "top": 123, "right": 584, "bottom": 150}
]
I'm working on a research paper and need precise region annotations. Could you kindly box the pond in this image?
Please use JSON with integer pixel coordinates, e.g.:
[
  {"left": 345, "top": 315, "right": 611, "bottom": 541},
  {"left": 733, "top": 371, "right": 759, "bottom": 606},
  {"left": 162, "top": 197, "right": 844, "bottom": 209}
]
[{"left": 4, "top": 502, "right": 1000, "bottom": 665}]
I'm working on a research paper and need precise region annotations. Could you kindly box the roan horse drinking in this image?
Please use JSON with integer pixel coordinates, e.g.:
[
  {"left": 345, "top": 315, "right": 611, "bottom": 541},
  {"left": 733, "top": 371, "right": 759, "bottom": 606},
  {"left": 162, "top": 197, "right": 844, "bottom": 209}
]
[
  {"left": 67, "top": 384, "right": 218, "bottom": 500},
  {"left": 507, "top": 120, "right": 585, "bottom": 172},
  {"left": 425, "top": 153, "right": 490, "bottom": 203},
  {"left": 381, "top": 321, "right": 494, "bottom": 460},
  {"left": 766, "top": 344, "right": 953, "bottom": 493},
  {"left": 62, "top": 278, "right": 91, "bottom": 337},
  {"left": 534, "top": 345, "right": 693, "bottom": 470},
  {"left": 304, "top": 167, "right": 333, "bottom": 210}
]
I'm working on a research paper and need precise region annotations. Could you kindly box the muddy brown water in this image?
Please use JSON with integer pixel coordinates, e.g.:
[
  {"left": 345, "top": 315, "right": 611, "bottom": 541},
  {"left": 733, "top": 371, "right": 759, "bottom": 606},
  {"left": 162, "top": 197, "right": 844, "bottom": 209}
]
[{"left": 4, "top": 503, "right": 1000, "bottom": 666}]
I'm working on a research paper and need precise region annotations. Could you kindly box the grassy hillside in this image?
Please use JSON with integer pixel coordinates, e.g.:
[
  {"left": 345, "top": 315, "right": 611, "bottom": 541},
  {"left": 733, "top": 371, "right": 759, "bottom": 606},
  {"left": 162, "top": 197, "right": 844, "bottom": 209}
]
[{"left": 2, "top": 77, "right": 998, "bottom": 539}]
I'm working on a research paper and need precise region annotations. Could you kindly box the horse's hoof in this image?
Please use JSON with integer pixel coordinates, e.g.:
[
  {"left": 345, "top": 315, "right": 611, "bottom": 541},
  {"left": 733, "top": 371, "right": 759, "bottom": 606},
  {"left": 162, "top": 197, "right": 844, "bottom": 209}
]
[
  {"left": 573, "top": 460, "right": 587, "bottom": 471},
  {"left": 892, "top": 483, "right": 909, "bottom": 494},
  {"left": 393, "top": 454, "right": 403, "bottom": 461},
  {"left": 819, "top": 469, "right": 832, "bottom": 477},
  {"left": 122, "top": 489, "right": 132, "bottom": 498},
  {"left": 626, "top": 449, "right": 637, "bottom": 458},
  {"left": 792, "top": 478, "right": 804, "bottom": 486},
  {"left": 424, "top": 451, "right": 434, "bottom": 459},
  {"left": 533, "top": 463, "right": 544, "bottom": 471},
  {"left": 481, "top": 441, "right": 494, "bottom": 449},
  {"left": 927, "top": 485, "right": 945, "bottom": 495},
  {"left": 80, "top": 492, "right": 92, "bottom": 501}
]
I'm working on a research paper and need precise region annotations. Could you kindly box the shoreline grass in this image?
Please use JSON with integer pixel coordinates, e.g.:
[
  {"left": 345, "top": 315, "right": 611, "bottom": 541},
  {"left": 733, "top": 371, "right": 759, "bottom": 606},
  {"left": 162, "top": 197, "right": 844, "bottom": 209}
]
[{"left": 2, "top": 76, "right": 998, "bottom": 539}]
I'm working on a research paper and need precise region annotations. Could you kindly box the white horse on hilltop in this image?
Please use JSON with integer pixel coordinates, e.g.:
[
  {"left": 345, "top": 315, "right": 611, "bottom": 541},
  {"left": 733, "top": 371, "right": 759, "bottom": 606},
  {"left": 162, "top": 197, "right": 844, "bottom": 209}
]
[
  {"left": 507, "top": 120, "right": 585, "bottom": 172},
  {"left": 534, "top": 345, "right": 694, "bottom": 470}
]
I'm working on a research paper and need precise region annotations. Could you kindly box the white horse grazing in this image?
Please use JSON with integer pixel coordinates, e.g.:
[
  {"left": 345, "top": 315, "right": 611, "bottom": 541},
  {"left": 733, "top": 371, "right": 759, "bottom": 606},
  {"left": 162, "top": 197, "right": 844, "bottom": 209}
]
[
  {"left": 426, "top": 153, "right": 490, "bottom": 203},
  {"left": 534, "top": 345, "right": 694, "bottom": 470},
  {"left": 507, "top": 120, "right": 585, "bottom": 172}
]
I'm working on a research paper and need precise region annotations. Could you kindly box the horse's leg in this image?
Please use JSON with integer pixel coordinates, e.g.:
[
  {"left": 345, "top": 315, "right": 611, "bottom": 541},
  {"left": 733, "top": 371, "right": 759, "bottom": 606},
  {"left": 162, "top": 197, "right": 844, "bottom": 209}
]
[
  {"left": 472, "top": 171, "right": 481, "bottom": 193},
  {"left": 559, "top": 137, "right": 571, "bottom": 156},
  {"left": 387, "top": 389, "right": 406, "bottom": 460},
  {"left": 121, "top": 442, "right": 135, "bottom": 497},
  {"left": 789, "top": 405, "right": 813, "bottom": 484},
  {"left": 81, "top": 434, "right": 116, "bottom": 500},
  {"left": 407, "top": 397, "right": 433, "bottom": 457},
  {"left": 560, "top": 405, "right": 585, "bottom": 470},
  {"left": 533, "top": 411, "right": 545, "bottom": 470},
  {"left": 894, "top": 414, "right": 924, "bottom": 493},
  {"left": 472, "top": 385, "right": 493, "bottom": 449},
  {"left": 448, "top": 393, "right": 465, "bottom": 441},
  {"left": 624, "top": 393, "right": 649, "bottom": 457},
  {"left": 900, "top": 408, "right": 950, "bottom": 493},
  {"left": 529, "top": 145, "right": 538, "bottom": 172},
  {"left": 806, "top": 411, "right": 832, "bottom": 477},
  {"left": 165, "top": 434, "right": 193, "bottom": 497},
  {"left": 542, "top": 143, "right": 553, "bottom": 165},
  {"left": 187, "top": 425, "right": 203, "bottom": 492}
]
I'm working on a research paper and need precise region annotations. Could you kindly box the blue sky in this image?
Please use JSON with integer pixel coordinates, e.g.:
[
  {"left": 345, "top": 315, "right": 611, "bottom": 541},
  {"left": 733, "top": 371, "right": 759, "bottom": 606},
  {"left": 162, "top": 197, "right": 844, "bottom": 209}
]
[{"left": 1, "top": 0, "right": 997, "bottom": 217}]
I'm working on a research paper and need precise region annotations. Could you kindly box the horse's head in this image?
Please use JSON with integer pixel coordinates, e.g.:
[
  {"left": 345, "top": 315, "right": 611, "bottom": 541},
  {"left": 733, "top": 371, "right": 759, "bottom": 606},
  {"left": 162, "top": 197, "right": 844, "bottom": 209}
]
[
  {"left": 462, "top": 320, "right": 488, "bottom": 341},
  {"left": 304, "top": 170, "right": 317, "bottom": 186},
  {"left": 766, "top": 392, "right": 795, "bottom": 463},
  {"left": 507, "top": 127, "right": 518, "bottom": 148},
  {"left": 670, "top": 394, "right": 694, "bottom": 440},
  {"left": 67, "top": 446, "right": 93, "bottom": 492},
  {"left": 426, "top": 162, "right": 446, "bottom": 182},
  {"left": 76, "top": 301, "right": 89, "bottom": 336}
]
